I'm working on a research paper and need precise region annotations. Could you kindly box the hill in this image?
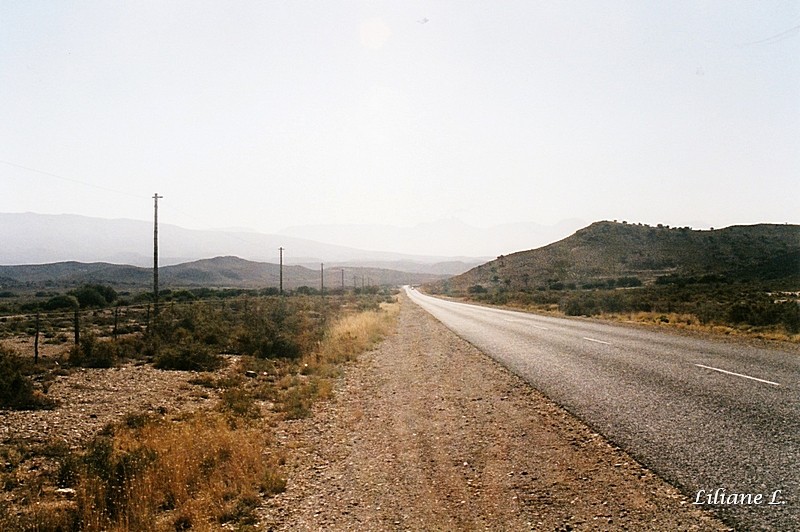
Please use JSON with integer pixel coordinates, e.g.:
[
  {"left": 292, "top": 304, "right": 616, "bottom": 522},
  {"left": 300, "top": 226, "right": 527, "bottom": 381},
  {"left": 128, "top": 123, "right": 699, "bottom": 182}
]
[
  {"left": 0, "top": 256, "right": 447, "bottom": 291},
  {"left": 433, "top": 222, "right": 800, "bottom": 293},
  {"left": 0, "top": 212, "right": 482, "bottom": 275}
]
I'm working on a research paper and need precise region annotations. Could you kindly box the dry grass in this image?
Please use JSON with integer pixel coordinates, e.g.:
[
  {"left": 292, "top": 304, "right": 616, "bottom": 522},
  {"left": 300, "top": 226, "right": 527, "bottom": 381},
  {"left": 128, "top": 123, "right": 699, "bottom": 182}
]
[
  {"left": 78, "top": 300, "right": 400, "bottom": 529},
  {"left": 609, "top": 311, "right": 699, "bottom": 327},
  {"left": 489, "top": 302, "right": 800, "bottom": 343},
  {"left": 75, "top": 412, "right": 280, "bottom": 531},
  {"left": 1, "top": 298, "right": 401, "bottom": 531},
  {"left": 310, "top": 301, "right": 399, "bottom": 368},
  {"left": 604, "top": 311, "right": 800, "bottom": 342},
  {"left": 275, "top": 300, "right": 399, "bottom": 419}
]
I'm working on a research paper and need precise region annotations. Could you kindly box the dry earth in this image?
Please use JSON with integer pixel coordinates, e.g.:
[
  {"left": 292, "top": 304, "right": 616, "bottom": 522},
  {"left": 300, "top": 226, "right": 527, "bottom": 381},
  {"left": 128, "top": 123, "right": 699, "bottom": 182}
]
[
  {"left": 0, "top": 364, "right": 215, "bottom": 449},
  {"left": 0, "top": 357, "right": 219, "bottom": 527},
  {"left": 2, "top": 296, "right": 733, "bottom": 531},
  {"left": 257, "top": 295, "right": 730, "bottom": 531}
]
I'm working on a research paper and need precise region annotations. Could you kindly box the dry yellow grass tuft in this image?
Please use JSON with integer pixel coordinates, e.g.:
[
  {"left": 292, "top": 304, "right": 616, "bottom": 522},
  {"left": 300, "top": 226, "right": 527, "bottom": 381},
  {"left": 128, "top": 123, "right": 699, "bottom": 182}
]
[
  {"left": 605, "top": 310, "right": 800, "bottom": 342},
  {"left": 313, "top": 301, "right": 399, "bottom": 366},
  {"left": 279, "top": 301, "right": 400, "bottom": 418},
  {"left": 75, "top": 412, "right": 281, "bottom": 531}
]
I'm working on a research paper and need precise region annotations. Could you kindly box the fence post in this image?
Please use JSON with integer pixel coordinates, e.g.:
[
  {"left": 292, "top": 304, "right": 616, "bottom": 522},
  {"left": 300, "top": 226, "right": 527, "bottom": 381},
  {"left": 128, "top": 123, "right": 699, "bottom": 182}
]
[
  {"left": 113, "top": 305, "right": 119, "bottom": 341},
  {"left": 34, "top": 310, "right": 40, "bottom": 364},
  {"left": 73, "top": 307, "right": 80, "bottom": 346}
]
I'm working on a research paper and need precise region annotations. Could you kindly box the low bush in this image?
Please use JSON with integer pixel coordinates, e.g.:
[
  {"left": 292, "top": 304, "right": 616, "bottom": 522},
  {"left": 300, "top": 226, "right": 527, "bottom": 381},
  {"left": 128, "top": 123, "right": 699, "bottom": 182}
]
[
  {"left": 69, "top": 284, "right": 117, "bottom": 309},
  {"left": 279, "top": 377, "right": 333, "bottom": 420},
  {"left": 468, "top": 284, "right": 487, "bottom": 294},
  {"left": 0, "top": 294, "right": 400, "bottom": 530},
  {"left": 0, "top": 347, "right": 56, "bottom": 410},
  {"left": 219, "top": 388, "right": 260, "bottom": 418},
  {"left": 71, "top": 412, "right": 282, "bottom": 530},
  {"left": 154, "top": 341, "right": 224, "bottom": 372},
  {"left": 456, "top": 274, "right": 798, "bottom": 337},
  {"left": 43, "top": 294, "right": 79, "bottom": 311},
  {"left": 69, "top": 333, "right": 117, "bottom": 368}
]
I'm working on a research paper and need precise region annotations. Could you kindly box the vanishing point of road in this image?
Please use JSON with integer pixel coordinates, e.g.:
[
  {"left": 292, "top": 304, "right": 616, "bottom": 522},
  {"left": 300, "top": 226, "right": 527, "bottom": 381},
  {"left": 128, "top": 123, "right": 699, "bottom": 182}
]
[{"left": 407, "top": 287, "right": 799, "bottom": 531}]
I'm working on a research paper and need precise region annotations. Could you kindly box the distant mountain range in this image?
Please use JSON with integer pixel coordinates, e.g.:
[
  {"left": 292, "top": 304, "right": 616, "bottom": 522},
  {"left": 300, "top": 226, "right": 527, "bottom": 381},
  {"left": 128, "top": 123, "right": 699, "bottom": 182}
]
[
  {"left": 0, "top": 256, "right": 447, "bottom": 291},
  {"left": 0, "top": 213, "right": 484, "bottom": 275},
  {"left": 5, "top": 218, "right": 795, "bottom": 293},
  {"left": 432, "top": 221, "right": 800, "bottom": 292},
  {"left": 279, "top": 218, "right": 588, "bottom": 257}
]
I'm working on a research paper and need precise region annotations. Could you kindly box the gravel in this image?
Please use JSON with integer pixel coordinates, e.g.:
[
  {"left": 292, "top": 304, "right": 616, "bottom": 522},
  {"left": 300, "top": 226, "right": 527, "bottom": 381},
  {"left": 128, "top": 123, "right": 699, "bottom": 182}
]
[
  {"left": 0, "top": 363, "right": 215, "bottom": 449},
  {"left": 257, "top": 295, "right": 730, "bottom": 531}
]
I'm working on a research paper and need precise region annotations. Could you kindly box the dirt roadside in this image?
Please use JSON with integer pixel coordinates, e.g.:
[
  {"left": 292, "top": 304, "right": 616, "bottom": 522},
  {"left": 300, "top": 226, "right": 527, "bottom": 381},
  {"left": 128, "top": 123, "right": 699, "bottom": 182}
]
[{"left": 257, "top": 295, "right": 730, "bottom": 531}]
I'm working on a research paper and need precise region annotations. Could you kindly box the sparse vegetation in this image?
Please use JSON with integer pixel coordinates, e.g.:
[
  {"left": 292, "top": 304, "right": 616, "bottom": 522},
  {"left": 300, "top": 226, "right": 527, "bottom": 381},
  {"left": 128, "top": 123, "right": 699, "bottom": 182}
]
[
  {"left": 0, "top": 345, "right": 57, "bottom": 410},
  {"left": 153, "top": 341, "right": 224, "bottom": 371},
  {"left": 428, "top": 222, "right": 800, "bottom": 340},
  {"left": 0, "top": 291, "right": 399, "bottom": 530},
  {"left": 69, "top": 333, "right": 119, "bottom": 368},
  {"left": 69, "top": 284, "right": 118, "bottom": 309}
]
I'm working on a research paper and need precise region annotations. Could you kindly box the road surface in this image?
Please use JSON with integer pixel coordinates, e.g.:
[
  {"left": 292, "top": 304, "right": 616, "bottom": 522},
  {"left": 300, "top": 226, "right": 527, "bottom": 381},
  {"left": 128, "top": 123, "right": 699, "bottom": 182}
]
[{"left": 407, "top": 287, "right": 799, "bottom": 531}]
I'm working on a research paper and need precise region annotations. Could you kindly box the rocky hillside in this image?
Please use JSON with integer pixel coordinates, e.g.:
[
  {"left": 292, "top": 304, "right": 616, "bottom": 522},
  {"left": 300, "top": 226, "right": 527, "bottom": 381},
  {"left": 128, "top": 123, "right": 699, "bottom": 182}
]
[{"left": 432, "top": 222, "right": 800, "bottom": 293}]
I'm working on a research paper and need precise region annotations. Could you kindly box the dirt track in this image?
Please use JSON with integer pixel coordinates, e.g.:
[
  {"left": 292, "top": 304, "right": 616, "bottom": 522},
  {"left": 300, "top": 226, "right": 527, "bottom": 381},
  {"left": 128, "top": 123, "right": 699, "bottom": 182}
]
[{"left": 258, "top": 294, "right": 729, "bottom": 531}]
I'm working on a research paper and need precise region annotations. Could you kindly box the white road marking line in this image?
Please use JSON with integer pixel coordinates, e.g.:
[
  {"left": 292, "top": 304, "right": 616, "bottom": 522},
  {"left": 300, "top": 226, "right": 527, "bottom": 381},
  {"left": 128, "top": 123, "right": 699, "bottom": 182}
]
[
  {"left": 583, "top": 337, "right": 611, "bottom": 345},
  {"left": 694, "top": 364, "right": 780, "bottom": 387}
]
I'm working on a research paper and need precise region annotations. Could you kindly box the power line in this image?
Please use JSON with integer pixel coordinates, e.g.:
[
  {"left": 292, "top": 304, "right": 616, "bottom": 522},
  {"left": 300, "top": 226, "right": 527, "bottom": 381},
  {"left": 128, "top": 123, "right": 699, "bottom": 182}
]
[
  {"left": 0, "top": 160, "right": 146, "bottom": 199},
  {"left": 738, "top": 24, "right": 800, "bottom": 46},
  {"left": 1, "top": 159, "right": 284, "bottom": 262}
]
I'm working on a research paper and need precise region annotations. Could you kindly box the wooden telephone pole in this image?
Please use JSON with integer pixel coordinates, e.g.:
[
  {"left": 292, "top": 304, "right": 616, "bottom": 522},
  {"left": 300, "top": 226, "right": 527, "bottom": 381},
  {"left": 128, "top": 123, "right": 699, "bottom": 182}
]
[
  {"left": 279, "top": 247, "right": 284, "bottom": 295},
  {"left": 153, "top": 193, "right": 163, "bottom": 316}
]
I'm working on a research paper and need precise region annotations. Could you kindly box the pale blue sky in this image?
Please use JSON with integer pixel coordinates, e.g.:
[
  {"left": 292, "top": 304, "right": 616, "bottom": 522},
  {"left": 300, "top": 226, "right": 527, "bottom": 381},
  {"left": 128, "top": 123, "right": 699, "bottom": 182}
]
[{"left": 1, "top": 1, "right": 798, "bottom": 254}]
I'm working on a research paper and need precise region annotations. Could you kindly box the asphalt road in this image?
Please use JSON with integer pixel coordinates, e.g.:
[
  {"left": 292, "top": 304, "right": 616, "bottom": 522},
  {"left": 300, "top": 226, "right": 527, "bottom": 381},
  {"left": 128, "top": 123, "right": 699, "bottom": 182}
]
[{"left": 406, "top": 287, "right": 800, "bottom": 531}]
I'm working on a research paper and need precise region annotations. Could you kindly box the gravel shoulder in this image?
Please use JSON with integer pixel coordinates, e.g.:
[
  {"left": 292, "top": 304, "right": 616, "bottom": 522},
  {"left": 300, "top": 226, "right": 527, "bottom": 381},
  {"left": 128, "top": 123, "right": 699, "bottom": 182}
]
[
  {"left": 258, "top": 294, "right": 730, "bottom": 531},
  {"left": 0, "top": 363, "right": 215, "bottom": 448}
]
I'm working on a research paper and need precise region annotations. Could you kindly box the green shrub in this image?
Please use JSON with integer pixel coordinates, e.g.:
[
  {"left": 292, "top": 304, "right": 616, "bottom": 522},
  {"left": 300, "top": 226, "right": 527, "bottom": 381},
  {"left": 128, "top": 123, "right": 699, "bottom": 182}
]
[
  {"left": 164, "top": 290, "right": 197, "bottom": 302},
  {"left": 219, "top": 388, "right": 260, "bottom": 418},
  {"left": 69, "top": 284, "right": 117, "bottom": 308},
  {"left": 468, "top": 284, "right": 487, "bottom": 294},
  {"left": 562, "top": 294, "right": 599, "bottom": 317},
  {"left": 69, "top": 333, "right": 117, "bottom": 368},
  {"left": 154, "top": 342, "right": 224, "bottom": 372},
  {"left": 151, "top": 302, "right": 233, "bottom": 349},
  {"left": 44, "top": 294, "right": 79, "bottom": 311},
  {"left": 779, "top": 301, "right": 800, "bottom": 334},
  {"left": 239, "top": 333, "right": 301, "bottom": 359},
  {"left": 0, "top": 347, "right": 56, "bottom": 410}
]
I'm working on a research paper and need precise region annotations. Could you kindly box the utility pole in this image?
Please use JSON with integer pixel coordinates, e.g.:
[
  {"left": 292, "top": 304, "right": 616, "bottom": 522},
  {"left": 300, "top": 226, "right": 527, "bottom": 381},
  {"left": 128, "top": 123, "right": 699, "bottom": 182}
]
[
  {"left": 341, "top": 269, "right": 345, "bottom": 293},
  {"left": 279, "top": 247, "right": 284, "bottom": 295},
  {"left": 153, "top": 193, "right": 163, "bottom": 316},
  {"left": 320, "top": 263, "right": 324, "bottom": 296}
]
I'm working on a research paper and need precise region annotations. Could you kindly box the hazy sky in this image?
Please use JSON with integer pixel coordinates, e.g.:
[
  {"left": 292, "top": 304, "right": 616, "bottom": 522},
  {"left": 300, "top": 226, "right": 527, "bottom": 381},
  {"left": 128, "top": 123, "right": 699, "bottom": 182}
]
[{"left": 1, "top": 1, "right": 798, "bottom": 250}]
